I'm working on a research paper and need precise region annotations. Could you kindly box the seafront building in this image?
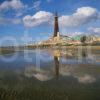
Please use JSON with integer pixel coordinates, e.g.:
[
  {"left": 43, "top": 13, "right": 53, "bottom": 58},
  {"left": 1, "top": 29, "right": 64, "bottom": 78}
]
[
  {"left": 40, "top": 13, "right": 100, "bottom": 46},
  {"left": 40, "top": 13, "right": 81, "bottom": 46}
]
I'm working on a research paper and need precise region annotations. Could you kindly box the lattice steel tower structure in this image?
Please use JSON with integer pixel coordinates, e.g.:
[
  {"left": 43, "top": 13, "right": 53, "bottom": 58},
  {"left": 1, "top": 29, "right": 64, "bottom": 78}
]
[{"left": 53, "top": 12, "right": 59, "bottom": 37}]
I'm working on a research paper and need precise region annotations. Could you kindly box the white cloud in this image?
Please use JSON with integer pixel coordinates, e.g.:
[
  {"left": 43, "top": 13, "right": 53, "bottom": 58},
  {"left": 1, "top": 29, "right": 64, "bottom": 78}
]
[
  {"left": 33, "top": 1, "right": 41, "bottom": 10},
  {"left": 23, "top": 11, "right": 53, "bottom": 27},
  {"left": 15, "top": 12, "right": 23, "bottom": 17},
  {"left": 12, "top": 19, "right": 22, "bottom": 24},
  {"left": 25, "top": 65, "right": 53, "bottom": 81},
  {"left": 60, "top": 65, "right": 97, "bottom": 84},
  {"left": 65, "top": 32, "right": 84, "bottom": 37},
  {"left": 33, "top": 73, "right": 52, "bottom": 81},
  {"left": 59, "top": 7, "right": 99, "bottom": 28},
  {"left": 0, "top": 0, "right": 25, "bottom": 11},
  {"left": 0, "top": 17, "right": 21, "bottom": 25},
  {"left": 23, "top": 7, "right": 100, "bottom": 28},
  {"left": 88, "top": 27, "right": 100, "bottom": 34},
  {"left": 78, "top": 75, "right": 96, "bottom": 84}
]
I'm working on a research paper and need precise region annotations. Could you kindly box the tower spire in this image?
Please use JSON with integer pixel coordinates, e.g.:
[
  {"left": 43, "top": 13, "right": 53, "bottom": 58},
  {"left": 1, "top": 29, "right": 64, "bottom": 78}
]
[{"left": 53, "top": 12, "right": 59, "bottom": 37}]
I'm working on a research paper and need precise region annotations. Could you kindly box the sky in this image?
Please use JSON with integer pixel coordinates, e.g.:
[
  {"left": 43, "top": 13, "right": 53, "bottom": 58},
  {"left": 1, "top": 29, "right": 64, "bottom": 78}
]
[{"left": 0, "top": 0, "right": 100, "bottom": 46}]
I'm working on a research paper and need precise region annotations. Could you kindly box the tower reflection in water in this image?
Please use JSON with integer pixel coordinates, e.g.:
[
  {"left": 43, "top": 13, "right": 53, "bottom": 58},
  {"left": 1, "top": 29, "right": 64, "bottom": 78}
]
[
  {"left": 54, "top": 56, "right": 60, "bottom": 79},
  {"left": 25, "top": 48, "right": 99, "bottom": 81},
  {"left": 53, "top": 50, "right": 61, "bottom": 79},
  {"left": 53, "top": 49, "right": 89, "bottom": 80}
]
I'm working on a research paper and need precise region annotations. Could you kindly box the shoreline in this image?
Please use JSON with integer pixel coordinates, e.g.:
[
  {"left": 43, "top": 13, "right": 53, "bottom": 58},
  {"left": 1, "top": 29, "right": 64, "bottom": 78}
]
[{"left": 0, "top": 45, "right": 100, "bottom": 55}]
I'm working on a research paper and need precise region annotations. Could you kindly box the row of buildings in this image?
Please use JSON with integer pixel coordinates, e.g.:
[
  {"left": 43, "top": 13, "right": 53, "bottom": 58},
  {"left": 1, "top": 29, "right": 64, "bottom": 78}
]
[{"left": 40, "top": 13, "right": 100, "bottom": 46}]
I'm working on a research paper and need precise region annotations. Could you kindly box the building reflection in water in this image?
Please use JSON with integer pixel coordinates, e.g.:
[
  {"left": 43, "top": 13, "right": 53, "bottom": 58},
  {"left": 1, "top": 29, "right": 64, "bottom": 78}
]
[
  {"left": 53, "top": 49, "right": 92, "bottom": 79},
  {"left": 81, "top": 49, "right": 87, "bottom": 58},
  {"left": 24, "top": 48, "right": 99, "bottom": 82}
]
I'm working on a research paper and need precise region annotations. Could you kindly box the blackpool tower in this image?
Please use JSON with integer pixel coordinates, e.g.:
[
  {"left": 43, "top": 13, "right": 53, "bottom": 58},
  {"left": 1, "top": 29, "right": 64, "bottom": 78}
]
[{"left": 53, "top": 12, "right": 59, "bottom": 37}]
